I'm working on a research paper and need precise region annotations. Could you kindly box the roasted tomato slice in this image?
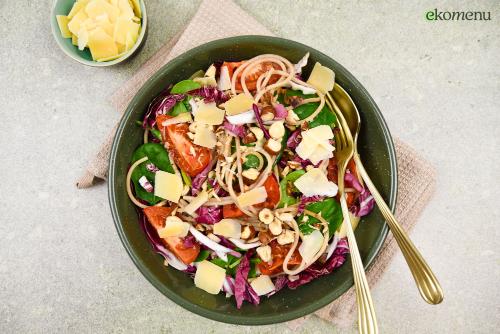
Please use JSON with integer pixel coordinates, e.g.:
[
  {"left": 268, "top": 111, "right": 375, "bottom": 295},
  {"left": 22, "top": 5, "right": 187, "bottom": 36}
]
[
  {"left": 257, "top": 175, "right": 280, "bottom": 209},
  {"left": 156, "top": 114, "right": 211, "bottom": 177},
  {"left": 143, "top": 206, "right": 200, "bottom": 264},
  {"left": 223, "top": 61, "right": 281, "bottom": 91},
  {"left": 258, "top": 240, "right": 302, "bottom": 275},
  {"left": 222, "top": 203, "right": 244, "bottom": 218},
  {"left": 222, "top": 175, "right": 281, "bottom": 218}
]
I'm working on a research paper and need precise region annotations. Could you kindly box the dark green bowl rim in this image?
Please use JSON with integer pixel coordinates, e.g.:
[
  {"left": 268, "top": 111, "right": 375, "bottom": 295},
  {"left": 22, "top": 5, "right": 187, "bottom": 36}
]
[{"left": 108, "top": 35, "right": 397, "bottom": 325}]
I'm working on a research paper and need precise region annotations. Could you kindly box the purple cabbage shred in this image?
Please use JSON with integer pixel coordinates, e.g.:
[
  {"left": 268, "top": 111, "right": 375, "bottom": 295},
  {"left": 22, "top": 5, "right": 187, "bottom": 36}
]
[
  {"left": 298, "top": 195, "right": 325, "bottom": 214},
  {"left": 286, "top": 129, "right": 301, "bottom": 149},
  {"left": 234, "top": 251, "right": 260, "bottom": 309},
  {"left": 223, "top": 120, "right": 247, "bottom": 138},
  {"left": 188, "top": 87, "right": 229, "bottom": 104},
  {"left": 195, "top": 206, "right": 223, "bottom": 225},
  {"left": 287, "top": 238, "right": 349, "bottom": 289},
  {"left": 252, "top": 104, "right": 270, "bottom": 139},
  {"left": 142, "top": 92, "right": 185, "bottom": 129}
]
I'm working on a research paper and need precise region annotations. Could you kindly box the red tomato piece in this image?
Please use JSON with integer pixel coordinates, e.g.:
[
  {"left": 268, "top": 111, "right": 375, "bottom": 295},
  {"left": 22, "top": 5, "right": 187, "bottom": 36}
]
[
  {"left": 156, "top": 114, "right": 212, "bottom": 177},
  {"left": 143, "top": 206, "right": 200, "bottom": 264}
]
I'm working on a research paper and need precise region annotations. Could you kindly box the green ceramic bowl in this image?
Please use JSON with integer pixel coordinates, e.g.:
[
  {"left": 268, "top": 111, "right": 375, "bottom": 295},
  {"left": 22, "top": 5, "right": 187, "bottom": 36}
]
[
  {"left": 50, "top": 0, "right": 147, "bottom": 67},
  {"left": 109, "top": 36, "right": 397, "bottom": 325}
]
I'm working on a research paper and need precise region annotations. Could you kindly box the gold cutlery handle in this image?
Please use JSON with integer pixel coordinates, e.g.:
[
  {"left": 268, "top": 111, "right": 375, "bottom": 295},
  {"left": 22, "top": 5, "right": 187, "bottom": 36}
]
[
  {"left": 339, "top": 181, "right": 379, "bottom": 334},
  {"left": 353, "top": 154, "right": 444, "bottom": 305}
]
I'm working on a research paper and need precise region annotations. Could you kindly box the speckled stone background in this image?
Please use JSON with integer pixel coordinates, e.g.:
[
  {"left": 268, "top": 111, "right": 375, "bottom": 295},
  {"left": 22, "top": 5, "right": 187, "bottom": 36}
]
[{"left": 0, "top": 1, "right": 499, "bottom": 333}]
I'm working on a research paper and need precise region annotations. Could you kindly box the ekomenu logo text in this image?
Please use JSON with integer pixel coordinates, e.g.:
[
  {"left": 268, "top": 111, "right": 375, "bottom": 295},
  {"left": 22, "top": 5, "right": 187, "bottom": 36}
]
[{"left": 426, "top": 8, "right": 491, "bottom": 21}]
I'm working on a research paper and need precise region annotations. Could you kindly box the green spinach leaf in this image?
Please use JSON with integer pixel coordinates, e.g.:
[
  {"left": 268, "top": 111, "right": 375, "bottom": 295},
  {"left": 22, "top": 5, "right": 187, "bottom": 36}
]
[
  {"left": 130, "top": 143, "right": 174, "bottom": 205},
  {"left": 170, "top": 80, "right": 201, "bottom": 94},
  {"left": 243, "top": 154, "right": 260, "bottom": 169},
  {"left": 282, "top": 90, "right": 337, "bottom": 128},
  {"left": 278, "top": 170, "right": 306, "bottom": 208},
  {"left": 194, "top": 250, "right": 210, "bottom": 262},
  {"left": 298, "top": 198, "right": 342, "bottom": 238}
]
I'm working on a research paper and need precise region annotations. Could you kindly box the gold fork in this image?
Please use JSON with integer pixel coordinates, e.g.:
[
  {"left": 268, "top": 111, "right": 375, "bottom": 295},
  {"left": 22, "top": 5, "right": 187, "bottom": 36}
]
[{"left": 325, "top": 92, "right": 378, "bottom": 334}]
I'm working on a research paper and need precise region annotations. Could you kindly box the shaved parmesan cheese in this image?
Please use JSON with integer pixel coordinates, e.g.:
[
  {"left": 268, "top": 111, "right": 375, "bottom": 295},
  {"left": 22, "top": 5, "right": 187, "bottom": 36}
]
[
  {"left": 193, "top": 124, "right": 217, "bottom": 149},
  {"left": 87, "top": 27, "right": 118, "bottom": 60},
  {"left": 130, "top": 0, "right": 142, "bottom": 18},
  {"left": 213, "top": 219, "right": 242, "bottom": 239},
  {"left": 67, "top": 11, "right": 88, "bottom": 35},
  {"left": 250, "top": 275, "right": 275, "bottom": 296},
  {"left": 158, "top": 217, "right": 190, "bottom": 238},
  {"left": 194, "top": 260, "right": 226, "bottom": 294},
  {"left": 113, "top": 17, "right": 139, "bottom": 45},
  {"left": 154, "top": 171, "right": 183, "bottom": 203},
  {"left": 304, "top": 125, "right": 334, "bottom": 141},
  {"left": 225, "top": 110, "right": 255, "bottom": 125},
  {"left": 294, "top": 168, "right": 338, "bottom": 197},
  {"left": 194, "top": 102, "right": 225, "bottom": 125},
  {"left": 56, "top": 0, "right": 141, "bottom": 62},
  {"left": 306, "top": 62, "right": 335, "bottom": 94},
  {"left": 77, "top": 27, "right": 89, "bottom": 50},
  {"left": 307, "top": 145, "right": 334, "bottom": 166},
  {"left": 68, "top": 0, "right": 89, "bottom": 20},
  {"left": 85, "top": 0, "right": 119, "bottom": 23},
  {"left": 117, "top": 0, "right": 134, "bottom": 20},
  {"left": 161, "top": 112, "right": 192, "bottom": 126},
  {"left": 296, "top": 125, "right": 335, "bottom": 165},
  {"left": 299, "top": 230, "right": 324, "bottom": 264},
  {"left": 183, "top": 190, "right": 209, "bottom": 216},
  {"left": 218, "top": 66, "right": 231, "bottom": 91},
  {"left": 205, "top": 64, "right": 216, "bottom": 78},
  {"left": 237, "top": 187, "right": 267, "bottom": 207},
  {"left": 56, "top": 15, "right": 72, "bottom": 38},
  {"left": 224, "top": 94, "right": 254, "bottom": 116}
]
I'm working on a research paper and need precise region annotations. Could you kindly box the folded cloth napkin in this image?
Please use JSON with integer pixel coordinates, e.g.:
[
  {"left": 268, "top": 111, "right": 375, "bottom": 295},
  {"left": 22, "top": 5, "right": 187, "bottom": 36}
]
[{"left": 76, "top": 0, "right": 437, "bottom": 328}]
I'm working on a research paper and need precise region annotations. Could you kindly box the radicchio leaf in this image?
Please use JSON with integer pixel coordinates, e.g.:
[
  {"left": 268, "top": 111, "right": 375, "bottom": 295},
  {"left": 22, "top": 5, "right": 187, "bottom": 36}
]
[
  {"left": 195, "top": 206, "right": 223, "bottom": 225},
  {"left": 286, "top": 130, "right": 301, "bottom": 149},
  {"left": 234, "top": 251, "right": 260, "bottom": 309},
  {"left": 142, "top": 92, "right": 185, "bottom": 128},
  {"left": 223, "top": 120, "right": 246, "bottom": 138},
  {"left": 351, "top": 190, "right": 375, "bottom": 217},
  {"left": 345, "top": 172, "right": 375, "bottom": 217},
  {"left": 188, "top": 86, "right": 229, "bottom": 104},
  {"left": 293, "top": 155, "right": 321, "bottom": 169},
  {"left": 298, "top": 195, "right": 325, "bottom": 214},
  {"left": 344, "top": 172, "right": 364, "bottom": 192},
  {"left": 182, "top": 235, "right": 196, "bottom": 248},
  {"left": 287, "top": 238, "right": 349, "bottom": 289},
  {"left": 273, "top": 103, "right": 288, "bottom": 120},
  {"left": 252, "top": 104, "right": 270, "bottom": 139},
  {"left": 273, "top": 276, "right": 289, "bottom": 293}
]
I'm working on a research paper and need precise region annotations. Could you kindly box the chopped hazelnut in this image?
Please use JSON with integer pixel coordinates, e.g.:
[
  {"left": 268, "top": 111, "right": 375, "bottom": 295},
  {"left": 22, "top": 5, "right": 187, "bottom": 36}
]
[
  {"left": 277, "top": 230, "right": 295, "bottom": 245},
  {"left": 269, "top": 121, "right": 285, "bottom": 139},
  {"left": 269, "top": 219, "right": 283, "bottom": 236},
  {"left": 242, "top": 131, "right": 257, "bottom": 144},
  {"left": 258, "top": 208, "right": 274, "bottom": 224},
  {"left": 264, "top": 138, "right": 282, "bottom": 155},
  {"left": 242, "top": 168, "right": 260, "bottom": 182}
]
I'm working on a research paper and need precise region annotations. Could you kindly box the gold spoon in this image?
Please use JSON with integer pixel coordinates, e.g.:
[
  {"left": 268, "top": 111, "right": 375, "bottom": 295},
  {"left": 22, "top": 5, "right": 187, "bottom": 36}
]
[{"left": 332, "top": 84, "right": 444, "bottom": 305}]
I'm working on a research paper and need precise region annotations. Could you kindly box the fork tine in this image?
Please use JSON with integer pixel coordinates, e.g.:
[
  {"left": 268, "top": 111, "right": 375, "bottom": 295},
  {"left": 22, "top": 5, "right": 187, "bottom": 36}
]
[{"left": 334, "top": 129, "right": 343, "bottom": 150}]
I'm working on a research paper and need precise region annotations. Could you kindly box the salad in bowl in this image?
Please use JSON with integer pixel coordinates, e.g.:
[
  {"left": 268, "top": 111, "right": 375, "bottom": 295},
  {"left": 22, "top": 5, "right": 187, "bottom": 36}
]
[{"left": 125, "top": 53, "right": 375, "bottom": 308}]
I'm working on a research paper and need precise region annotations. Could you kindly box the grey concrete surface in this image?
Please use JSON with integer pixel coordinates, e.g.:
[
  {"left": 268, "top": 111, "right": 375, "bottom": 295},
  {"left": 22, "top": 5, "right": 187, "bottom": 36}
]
[{"left": 0, "top": 0, "right": 499, "bottom": 333}]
